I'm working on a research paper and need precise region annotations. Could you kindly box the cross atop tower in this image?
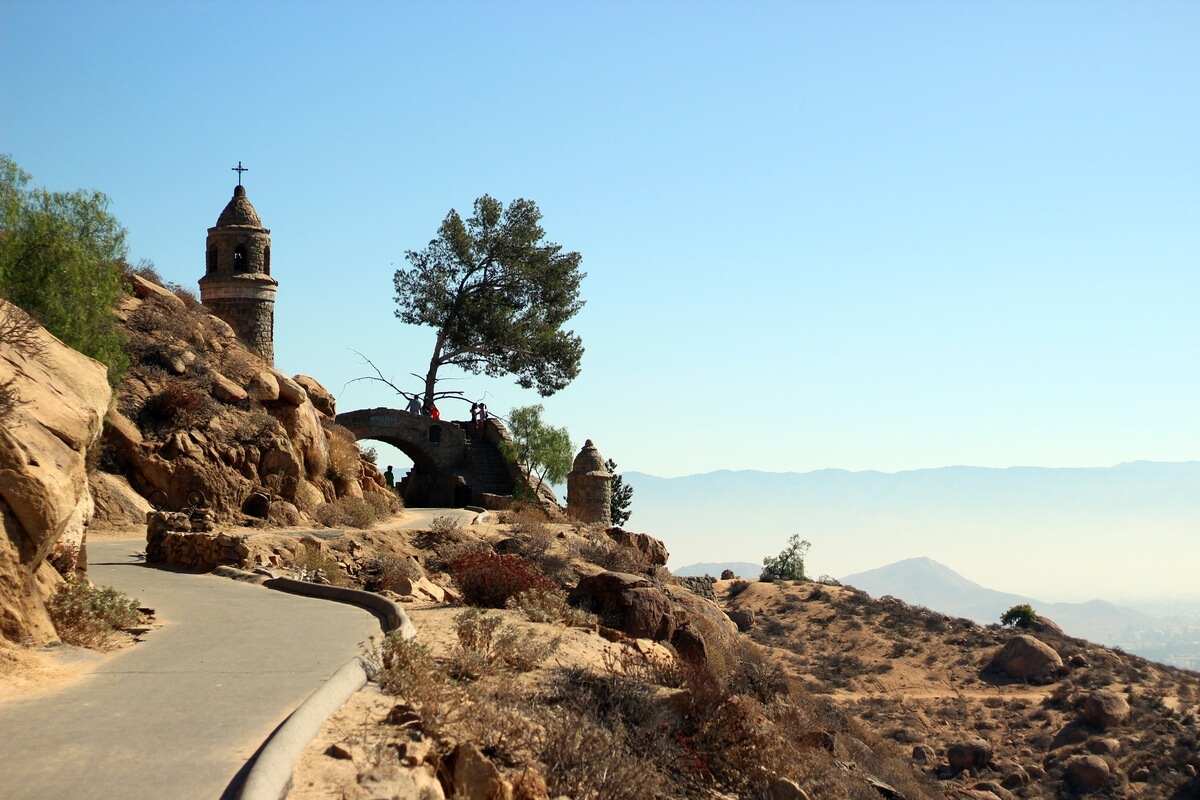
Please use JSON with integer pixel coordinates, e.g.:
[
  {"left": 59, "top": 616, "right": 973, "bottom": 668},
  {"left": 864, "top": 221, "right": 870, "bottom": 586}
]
[{"left": 231, "top": 161, "right": 248, "bottom": 185}]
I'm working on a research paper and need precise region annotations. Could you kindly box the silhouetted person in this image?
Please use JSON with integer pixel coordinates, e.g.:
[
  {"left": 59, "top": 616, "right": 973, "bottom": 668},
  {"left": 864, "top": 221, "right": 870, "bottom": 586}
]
[
  {"left": 384, "top": 466, "right": 395, "bottom": 489},
  {"left": 405, "top": 395, "right": 421, "bottom": 415}
]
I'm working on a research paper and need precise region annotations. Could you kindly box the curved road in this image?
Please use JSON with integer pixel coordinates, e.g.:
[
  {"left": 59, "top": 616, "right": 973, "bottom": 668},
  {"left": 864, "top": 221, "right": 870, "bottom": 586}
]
[{"left": 0, "top": 540, "right": 381, "bottom": 800}]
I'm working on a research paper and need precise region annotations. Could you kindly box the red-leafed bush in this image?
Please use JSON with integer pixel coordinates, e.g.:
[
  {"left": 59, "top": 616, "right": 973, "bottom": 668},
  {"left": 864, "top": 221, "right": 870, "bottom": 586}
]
[{"left": 450, "top": 551, "right": 557, "bottom": 608}]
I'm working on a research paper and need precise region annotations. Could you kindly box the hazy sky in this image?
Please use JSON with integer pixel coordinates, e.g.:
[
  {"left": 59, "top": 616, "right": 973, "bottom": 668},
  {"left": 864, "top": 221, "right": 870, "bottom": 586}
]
[{"left": 3, "top": 2, "right": 1198, "bottom": 478}]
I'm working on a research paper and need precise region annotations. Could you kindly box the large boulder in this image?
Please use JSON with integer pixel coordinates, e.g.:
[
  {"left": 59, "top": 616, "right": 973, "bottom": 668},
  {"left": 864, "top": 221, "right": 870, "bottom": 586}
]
[
  {"left": 664, "top": 583, "right": 740, "bottom": 680},
  {"left": 948, "top": 738, "right": 993, "bottom": 773},
  {"left": 569, "top": 571, "right": 676, "bottom": 640},
  {"left": 1064, "top": 755, "right": 1111, "bottom": 793},
  {"left": 0, "top": 301, "right": 111, "bottom": 642},
  {"left": 268, "top": 399, "right": 328, "bottom": 480},
  {"left": 89, "top": 472, "right": 153, "bottom": 530},
  {"left": 294, "top": 374, "right": 335, "bottom": 417},
  {"left": 1080, "top": 690, "right": 1131, "bottom": 730},
  {"left": 985, "top": 634, "right": 1063, "bottom": 684},
  {"left": 606, "top": 527, "right": 669, "bottom": 566}
]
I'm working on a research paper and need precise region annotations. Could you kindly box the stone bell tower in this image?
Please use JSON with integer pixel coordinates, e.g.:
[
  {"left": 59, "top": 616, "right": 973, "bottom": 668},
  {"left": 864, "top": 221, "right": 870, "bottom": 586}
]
[{"left": 198, "top": 165, "right": 278, "bottom": 364}]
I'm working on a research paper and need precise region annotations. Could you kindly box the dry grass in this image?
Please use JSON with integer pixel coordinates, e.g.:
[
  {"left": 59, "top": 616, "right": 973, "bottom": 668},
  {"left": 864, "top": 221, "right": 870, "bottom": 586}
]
[
  {"left": 323, "top": 423, "right": 362, "bottom": 483},
  {"left": 506, "top": 587, "right": 596, "bottom": 627},
  {"left": 314, "top": 496, "right": 384, "bottom": 529},
  {"left": 292, "top": 546, "right": 350, "bottom": 586},
  {"left": 450, "top": 608, "right": 560, "bottom": 678}
]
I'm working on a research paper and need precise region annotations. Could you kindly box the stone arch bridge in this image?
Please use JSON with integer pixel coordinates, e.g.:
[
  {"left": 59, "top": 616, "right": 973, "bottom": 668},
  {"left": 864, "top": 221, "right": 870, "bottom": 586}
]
[{"left": 334, "top": 407, "right": 516, "bottom": 507}]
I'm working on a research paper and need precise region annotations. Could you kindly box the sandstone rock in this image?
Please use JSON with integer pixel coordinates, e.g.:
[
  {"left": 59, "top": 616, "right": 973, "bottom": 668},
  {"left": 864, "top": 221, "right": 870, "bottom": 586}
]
[
  {"left": 1080, "top": 690, "right": 1130, "bottom": 730},
  {"left": 293, "top": 479, "right": 326, "bottom": 513},
  {"left": 129, "top": 274, "right": 185, "bottom": 310},
  {"left": 985, "top": 634, "right": 1063, "bottom": 684},
  {"left": 569, "top": 571, "right": 676, "bottom": 640},
  {"left": 268, "top": 400, "right": 328, "bottom": 480},
  {"left": 1065, "top": 754, "right": 1110, "bottom": 792},
  {"left": 448, "top": 742, "right": 513, "bottom": 800},
  {"left": 294, "top": 374, "right": 336, "bottom": 417},
  {"left": 210, "top": 370, "right": 248, "bottom": 403},
  {"left": 728, "top": 608, "right": 755, "bottom": 631},
  {"left": 324, "top": 742, "right": 354, "bottom": 759},
  {"left": 605, "top": 526, "right": 669, "bottom": 566},
  {"left": 273, "top": 372, "right": 307, "bottom": 406},
  {"left": 511, "top": 768, "right": 549, "bottom": 800},
  {"left": 767, "top": 777, "right": 811, "bottom": 800},
  {"left": 1087, "top": 737, "right": 1120, "bottom": 755},
  {"left": 972, "top": 781, "right": 1015, "bottom": 800},
  {"left": 89, "top": 472, "right": 153, "bottom": 530},
  {"left": 247, "top": 370, "right": 280, "bottom": 402},
  {"left": 665, "top": 582, "right": 740, "bottom": 679},
  {"left": 912, "top": 744, "right": 936, "bottom": 763},
  {"left": 1, "top": 301, "right": 111, "bottom": 643},
  {"left": 948, "top": 739, "right": 993, "bottom": 773},
  {"left": 357, "top": 764, "right": 445, "bottom": 800}
]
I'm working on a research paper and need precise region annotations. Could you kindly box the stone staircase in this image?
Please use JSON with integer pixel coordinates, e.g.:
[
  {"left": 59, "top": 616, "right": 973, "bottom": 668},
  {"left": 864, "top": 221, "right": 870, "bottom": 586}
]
[{"left": 462, "top": 430, "right": 515, "bottom": 497}]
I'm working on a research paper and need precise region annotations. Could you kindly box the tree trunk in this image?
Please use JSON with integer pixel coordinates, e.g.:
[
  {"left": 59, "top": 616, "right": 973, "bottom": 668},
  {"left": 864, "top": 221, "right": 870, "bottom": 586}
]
[{"left": 423, "top": 332, "right": 445, "bottom": 409}]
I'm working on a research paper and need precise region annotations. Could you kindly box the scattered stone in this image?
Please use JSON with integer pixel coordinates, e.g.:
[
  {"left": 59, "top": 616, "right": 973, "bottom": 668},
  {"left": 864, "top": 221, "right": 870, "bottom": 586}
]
[
  {"left": 728, "top": 608, "right": 755, "bottom": 632},
  {"left": 385, "top": 704, "right": 422, "bottom": 728},
  {"left": 247, "top": 370, "right": 280, "bottom": 402},
  {"left": 605, "top": 526, "right": 669, "bottom": 566},
  {"left": 358, "top": 764, "right": 445, "bottom": 800},
  {"left": 912, "top": 744, "right": 936, "bottom": 764},
  {"left": 1130, "top": 766, "right": 1150, "bottom": 782},
  {"left": 1080, "top": 690, "right": 1130, "bottom": 730},
  {"left": 948, "top": 738, "right": 993, "bottom": 773},
  {"left": 274, "top": 372, "right": 307, "bottom": 406},
  {"left": 210, "top": 370, "right": 248, "bottom": 403},
  {"left": 720, "top": 569, "right": 736, "bottom": 579},
  {"left": 324, "top": 742, "right": 354, "bottom": 760},
  {"left": 569, "top": 571, "right": 676, "bottom": 641},
  {"left": 294, "top": 374, "right": 336, "bottom": 416},
  {"left": 448, "top": 742, "right": 513, "bottom": 800},
  {"left": 767, "top": 776, "right": 811, "bottom": 800},
  {"left": 1064, "top": 754, "right": 1111, "bottom": 792},
  {"left": 1087, "top": 737, "right": 1120, "bottom": 755}
]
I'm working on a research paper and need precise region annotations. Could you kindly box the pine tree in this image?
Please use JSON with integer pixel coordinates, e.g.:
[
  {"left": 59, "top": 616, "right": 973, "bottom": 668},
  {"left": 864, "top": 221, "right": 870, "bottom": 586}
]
[{"left": 605, "top": 458, "right": 634, "bottom": 527}]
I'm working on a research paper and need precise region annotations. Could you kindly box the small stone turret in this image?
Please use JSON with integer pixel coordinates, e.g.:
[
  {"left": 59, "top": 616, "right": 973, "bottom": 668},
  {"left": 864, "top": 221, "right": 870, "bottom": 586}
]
[
  {"left": 198, "top": 184, "right": 278, "bottom": 364},
  {"left": 567, "top": 439, "right": 612, "bottom": 525}
]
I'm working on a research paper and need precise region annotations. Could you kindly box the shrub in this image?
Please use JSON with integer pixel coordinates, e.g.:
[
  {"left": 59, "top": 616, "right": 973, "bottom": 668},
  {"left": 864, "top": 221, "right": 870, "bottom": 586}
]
[
  {"left": 601, "top": 645, "right": 685, "bottom": 689},
  {"left": 292, "top": 545, "right": 349, "bottom": 586},
  {"left": 364, "top": 633, "right": 457, "bottom": 731},
  {"left": 363, "top": 490, "right": 402, "bottom": 517},
  {"left": 450, "top": 551, "right": 557, "bottom": 608},
  {"left": 166, "top": 282, "right": 199, "bottom": 308},
  {"left": 430, "top": 514, "right": 463, "bottom": 535},
  {"left": 539, "top": 709, "right": 666, "bottom": 800},
  {"left": 571, "top": 532, "right": 646, "bottom": 573},
  {"left": 0, "top": 378, "right": 19, "bottom": 424},
  {"left": 360, "top": 445, "right": 378, "bottom": 464},
  {"left": 47, "top": 578, "right": 141, "bottom": 648},
  {"left": 1001, "top": 603, "right": 1037, "bottom": 628},
  {"left": 313, "top": 497, "right": 381, "bottom": 529},
  {"left": 139, "top": 381, "right": 218, "bottom": 431},
  {"left": 507, "top": 587, "right": 596, "bottom": 627},
  {"left": 323, "top": 423, "right": 362, "bottom": 483},
  {"left": 451, "top": 608, "right": 560, "bottom": 677},
  {"left": 727, "top": 579, "right": 752, "bottom": 598},
  {"left": 761, "top": 534, "right": 810, "bottom": 581}
]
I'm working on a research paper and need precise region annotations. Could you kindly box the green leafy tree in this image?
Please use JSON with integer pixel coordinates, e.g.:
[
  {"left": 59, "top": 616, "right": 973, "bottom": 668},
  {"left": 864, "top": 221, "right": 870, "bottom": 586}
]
[
  {"left": 394, "top": 195, "right": 585, "bottom": 409},
  {"left": 1000, "top": 603, "right": 1037, "bottom": 629},
  {"left": 605, "top": 458, "right": 634, "bottom": 527},
  {"left": 0, "top": 155, "right": 128, "bottom": 381},
  {"left": 502, "top": 405, "right": 573, "bottom": 493},
  {"left": 761, "top": 535, "right": 811, "bottom": 582}
]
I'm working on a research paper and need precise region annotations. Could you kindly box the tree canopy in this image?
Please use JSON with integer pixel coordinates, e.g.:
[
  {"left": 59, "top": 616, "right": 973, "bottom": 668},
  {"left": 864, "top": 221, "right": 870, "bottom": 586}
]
[
  {"left": 503, "top": 404, "right": 573, "bottom": 493},
  {"left": 394, "top": 195, "right": 585, "bottom": 408},
  {"left": 761, "top": 535, "right": 811, "bottom": 582},
  {"left": 0, "top": 155, "right": 128, "bottom": 380}
]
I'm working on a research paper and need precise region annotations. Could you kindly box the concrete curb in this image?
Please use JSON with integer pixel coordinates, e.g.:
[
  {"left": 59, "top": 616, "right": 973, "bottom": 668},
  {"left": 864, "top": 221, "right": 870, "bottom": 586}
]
[
  {"left": 236, "top": 658, "right": 369, "bottom": 800},
  {"left": 212, "top": 565, "right": 268, "bottom": 584},
  {"left": 233, "top": 578, "right": 417, "bottom": 799},
  {"left": 263, "top": 577, "right": 417, "bottom": 640}
]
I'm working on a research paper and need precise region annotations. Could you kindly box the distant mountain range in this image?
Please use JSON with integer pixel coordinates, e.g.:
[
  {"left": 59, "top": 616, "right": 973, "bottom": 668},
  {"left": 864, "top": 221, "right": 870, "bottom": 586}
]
[
  {"left": 622, "top": 461, "right": 1200, "bottom": 603},
  {"left": 840, "top": 557, "right": 1153, "bottom": 644},
  {"left": 673, "top": 562, "right": 761, "bottom": 579}
]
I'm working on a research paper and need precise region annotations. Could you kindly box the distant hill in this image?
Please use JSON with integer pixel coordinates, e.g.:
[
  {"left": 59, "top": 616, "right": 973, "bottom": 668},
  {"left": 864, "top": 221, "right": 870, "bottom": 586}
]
[
  {"left": 673, "top": 561, "right": 761, "bottom": 579},
  {"left": 841, "top": 556, "right": 1154, "bottom": 645},
  {"left": 623, "top": 461, "right": 1200, "bottom": 603}
]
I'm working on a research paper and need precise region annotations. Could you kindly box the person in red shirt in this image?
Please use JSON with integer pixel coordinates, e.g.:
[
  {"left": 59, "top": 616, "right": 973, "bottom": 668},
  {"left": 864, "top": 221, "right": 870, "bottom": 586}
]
[{"left": 429, "top": 403, "right": 440, "bottom": 421}]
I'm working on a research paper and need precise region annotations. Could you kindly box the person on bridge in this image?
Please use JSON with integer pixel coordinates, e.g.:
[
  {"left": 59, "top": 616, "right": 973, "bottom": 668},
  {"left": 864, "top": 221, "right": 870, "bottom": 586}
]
[
  {"left": 405, "top": 395, "right": 421, "bottom": 415},
  {"left": 428, "top": 402, "right": 441, "bottom": 421},
  {"left": 384, "top": 465, "right": 395, "bottom": 489}
]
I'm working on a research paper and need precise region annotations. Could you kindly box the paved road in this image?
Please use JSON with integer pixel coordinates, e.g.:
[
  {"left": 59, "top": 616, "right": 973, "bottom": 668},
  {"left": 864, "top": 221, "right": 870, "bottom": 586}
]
[{"left": 0, "top": 539, "right": 381, "bottom": 800}]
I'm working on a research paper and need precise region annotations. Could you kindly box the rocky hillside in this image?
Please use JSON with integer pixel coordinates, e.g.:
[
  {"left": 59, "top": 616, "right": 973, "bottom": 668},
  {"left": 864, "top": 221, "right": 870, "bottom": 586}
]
[
  {"left": 95, "top": 274, "right": 391, "bottom": 528},
  {"left": 722, "top": 578, "right": 1200, "bottom": 798}
]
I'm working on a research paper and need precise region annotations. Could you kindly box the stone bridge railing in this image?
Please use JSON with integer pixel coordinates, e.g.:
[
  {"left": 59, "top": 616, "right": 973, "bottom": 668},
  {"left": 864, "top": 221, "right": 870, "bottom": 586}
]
[{"left": 334, "top": 407, "right": 467, "bottom": 472}]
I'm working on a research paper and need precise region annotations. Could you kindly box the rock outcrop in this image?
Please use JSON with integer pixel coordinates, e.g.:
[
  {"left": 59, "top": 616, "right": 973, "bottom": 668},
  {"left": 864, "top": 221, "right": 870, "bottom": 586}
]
[
  {"left": 106, "top": 284, "right": 382, "bottom": 524},
  {"left": 984, "top": 634, "right": 1063, "bottom": 684},
  {"left": 1079, "top": 690, "right": 1130, "bottom": 730},
  {"left": 0, "top": 301, "right": 111, "bottom": 643}
]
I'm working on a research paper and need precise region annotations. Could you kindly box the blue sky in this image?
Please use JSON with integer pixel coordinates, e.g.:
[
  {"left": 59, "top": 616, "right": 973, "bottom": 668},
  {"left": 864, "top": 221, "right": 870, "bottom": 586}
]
[{"left": 4, "top": 2, "right": 1198, "bottom": 477}]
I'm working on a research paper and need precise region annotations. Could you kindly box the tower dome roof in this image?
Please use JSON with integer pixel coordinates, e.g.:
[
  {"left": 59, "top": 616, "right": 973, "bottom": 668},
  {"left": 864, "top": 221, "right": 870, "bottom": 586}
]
[
  {"left": 570, "top": 439, "right": 609, "bottom": 476},
  {"left": 215, "top": 185, "right": 263, "bottom": 228}
]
